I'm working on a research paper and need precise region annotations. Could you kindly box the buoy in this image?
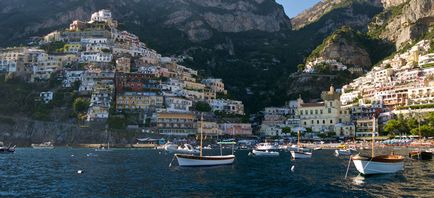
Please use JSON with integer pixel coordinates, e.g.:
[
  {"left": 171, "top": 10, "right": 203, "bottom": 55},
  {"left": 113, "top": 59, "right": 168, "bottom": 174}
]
[
  {"left": 71, "top": 155, "right": 74, "bottom": 157},
  {"left": 77, "top": 170, "right": 84, "bottom": 174},
  {"left": 291, "top": 165, "right": 295, "bottom": 172}
]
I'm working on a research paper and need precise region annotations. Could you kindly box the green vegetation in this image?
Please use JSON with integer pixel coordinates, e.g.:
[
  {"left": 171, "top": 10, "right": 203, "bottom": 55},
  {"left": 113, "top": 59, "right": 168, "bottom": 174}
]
[
  {"left": 383, "top": 113, "right": 434, "bottom": 137},
  {"left": 108, "top": 115, "right": 127, "bottom": 129},
  {"left": 193, "top": 101, "right": 211, "bottom": 112},
  {"left": 40, "top": 41, "right": 66, "bottom": 53},
  {"left": 368, "top": 1, "right": 409, "bottom": 39}
]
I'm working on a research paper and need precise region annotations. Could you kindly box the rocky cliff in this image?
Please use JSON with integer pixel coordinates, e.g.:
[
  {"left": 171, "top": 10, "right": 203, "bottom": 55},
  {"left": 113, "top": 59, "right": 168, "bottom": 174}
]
[
  {"left": 369, "top": 0, "right": 434, "bottom": 48},
  {"left": 0, "top": 116, "right": 139, "bottom": 146},
  {"left": 307, "top": 27, "right": 372, "bottom": 68},
  {"left": 291, "top": 0, "right": 382, "bottom": 30}
]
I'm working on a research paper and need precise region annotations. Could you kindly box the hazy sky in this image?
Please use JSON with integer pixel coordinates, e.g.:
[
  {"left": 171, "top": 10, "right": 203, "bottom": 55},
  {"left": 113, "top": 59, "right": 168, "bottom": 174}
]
[{"left": 276, "top": 0, "right": 321, "bottom": 18}]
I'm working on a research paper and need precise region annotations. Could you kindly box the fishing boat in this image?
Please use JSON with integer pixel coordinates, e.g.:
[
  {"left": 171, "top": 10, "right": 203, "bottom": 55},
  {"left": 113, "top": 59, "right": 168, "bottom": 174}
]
[
  {"left": 31, "top": 141, "right": 54, "bottom": 149},
  {"left": 95, "top": 127, "right": 112, "bottom": 152},
  {"left": 174, "top": 115, "right": 235, "bottom": 167},
  {"left": 175, "top": 144, "right": 200, "bottom": 154},
  {"left": 290, "top": 129, "right": 312, "bottom": 159},
  {"left": 351, "top": 114, "right": 404, "bottom": 175},
  {"left": 160, "top": 142, "right": 179, "bottom": 151},
  {"left": 252, "top": 149, "right": 279, "bottom": 157}
]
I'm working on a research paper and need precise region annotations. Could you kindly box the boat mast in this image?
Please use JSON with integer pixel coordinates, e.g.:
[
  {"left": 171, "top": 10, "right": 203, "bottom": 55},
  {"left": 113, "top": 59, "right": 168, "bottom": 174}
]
[
  {"left": 297, "top": 129, "right": 300, "bottom": 151},
  {"left": 372, "top": 113, "right": 375, "bottom": 158},
  {"left": 200, "top": 113, "right": 203, "bottom": 158}
]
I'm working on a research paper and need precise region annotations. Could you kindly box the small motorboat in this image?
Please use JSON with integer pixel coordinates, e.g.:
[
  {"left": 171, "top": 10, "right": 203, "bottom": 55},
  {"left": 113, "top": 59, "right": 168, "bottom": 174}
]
[
  {"left": 172, "top": 144, "right": 199, "bottom": 154},
  {"left": 255, "top": 142, "right": 277, "bottom": 151},
  {"left": 335, "top": 149, "right": 352, "bottom": 156},
  {"left": 32, "top": 141, "right": 54, "bottom": 149},
  {"left": 409, "top": 150, "right": 432, "bottom": 160},
  {"left": 0, "top": 144, "right": 15, "bottom": 154},
  {"left": 252, "top": 149, "right": 279, "bottom": 157}
]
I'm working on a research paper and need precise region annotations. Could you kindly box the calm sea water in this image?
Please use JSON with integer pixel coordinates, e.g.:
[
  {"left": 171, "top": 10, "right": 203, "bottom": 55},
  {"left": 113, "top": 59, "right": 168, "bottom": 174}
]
[{"left": 0, "top": 148, "right": 433, "bottom": 197}]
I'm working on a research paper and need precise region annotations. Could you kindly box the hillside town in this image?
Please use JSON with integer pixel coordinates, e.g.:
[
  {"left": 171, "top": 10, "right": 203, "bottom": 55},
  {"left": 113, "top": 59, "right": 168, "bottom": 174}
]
[
  {"left": 0, "top": 10, "right": 250, "bottom": 138},
  {"left": 259, "top": 39, "right": 434, "bottom": 139}
]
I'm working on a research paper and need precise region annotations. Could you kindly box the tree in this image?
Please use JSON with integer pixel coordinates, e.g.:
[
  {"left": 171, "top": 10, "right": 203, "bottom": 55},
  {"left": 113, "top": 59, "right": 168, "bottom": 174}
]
[
  {"left": 297, "top": 64, "right": 305, "bottom": 71},
  {"left": 282, "top": 127, "right": 291, "bottom": 134},
  {"left": 383, "top": 119, "right": 402, "bottom": 135},
  {"left": 410, "top": 125, "right": 434, "bottom": 137},
  {"left": 193, "top": 101, "right": 211, "bottom": 112},
  {"left": 73, "top": 98, "right": 90, "bottom": 114}
]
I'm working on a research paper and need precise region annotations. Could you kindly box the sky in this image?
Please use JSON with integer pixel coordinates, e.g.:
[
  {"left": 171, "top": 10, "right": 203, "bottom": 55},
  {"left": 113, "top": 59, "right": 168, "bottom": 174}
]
[{"left": 276, "top": 0, "right": 321, "bottom": 18}]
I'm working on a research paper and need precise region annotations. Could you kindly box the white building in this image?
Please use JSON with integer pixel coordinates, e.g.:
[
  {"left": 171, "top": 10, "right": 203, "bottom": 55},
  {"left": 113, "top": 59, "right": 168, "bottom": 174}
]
[
  {"left": 90, "top": 10, "right": 112, "bottom": 22},
  {"left": 164, "top": 97, "right": 193, "bottom": 112},
  {"left": 209, "top": 99, "right": 245, "bottom": 115},
  {"left": 80, "top": 52, "right": 112, "bottom": 62},
  {"left": 0, "top": 60, "right": 17, "bottom": 72},
  {"left": 39, "top": 91, "right": 54, "bottom": 104},
  {"left": 201, "top": 78, "right": 226, "bottom": 93}
]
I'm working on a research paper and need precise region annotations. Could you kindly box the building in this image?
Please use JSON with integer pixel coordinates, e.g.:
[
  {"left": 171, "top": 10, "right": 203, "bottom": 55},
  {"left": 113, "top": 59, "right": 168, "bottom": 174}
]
[
  {"left": 219, "top": 123, "right": 252, "bottom": 136},
  {"left": 80, "top": 52, "right": 112, "bottom": 62},
  {"left": 209, "top": 99, "right": 245, "bottom": 115},
  {"left": 156, "top": 112, "right": 196, "bottom": 136},
  {"left": 91, "top": 9, "right": 112, "bottom": 22},
  {"left": 39, "top": 91, "right": 54, "bottom": 104},
  {"left": 116, "top": 57, "right": 131, "bottom": 73},
  {"left": 297, "top": 86, "right": 352, "bottom": 135},
  {"left": 198, "top": 121, "right": 222, "bottom": 137},
  {"left": 116, "top": 92, "right": 163, "bottom": 112},
  {"left": 201, "top": 78, "right": 226, "bottom": 94},
  {"left": 164, "top": 97, "right": 193, "bottom": 112}
]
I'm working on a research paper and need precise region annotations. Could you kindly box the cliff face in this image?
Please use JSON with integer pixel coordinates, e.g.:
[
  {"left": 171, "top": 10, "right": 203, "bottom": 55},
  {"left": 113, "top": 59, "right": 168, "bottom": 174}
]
[
  {"left": 0, "top": 0, "right": 290, "bottom": 44},
  {"left": 307, "top": 27, "right": 372, "bottom": 68},
  {"left": 291, "top": 0, "right": 382, "bottom": 30},
  {"left": 369, "top": 0, "right": 434, "bottom": 48}
]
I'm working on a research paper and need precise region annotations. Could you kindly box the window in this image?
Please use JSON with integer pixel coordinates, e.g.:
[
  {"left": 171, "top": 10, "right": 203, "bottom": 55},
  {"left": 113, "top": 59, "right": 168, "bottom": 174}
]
[
  {"left": 310, "top": 110, "right": 313, "bottom": 114},
  {"left": 330, "top": 102, "right": 332, "bottom": 107},
  {"left": 317, "top": 120, "right": 319, "bottom": 124},
  {"left": 330, "top": 120, "right": 333, "bottom": 124},
  {"left": 339, "top": 118, "right": 342, "bottom": 123},
  {"left": 300, "top": 111, "right": 303, "bottom": 115},
  {"left": 320, "top": 110, "right": 323, "bottom": 114},
  {"left": 323, "top": 120, "right": 325, "bottom": 124},
  {"left": 315, "top": 110, "right": 318, "bottom": 114},
  {"left": 311, "top": 120, "right": 313, "bottom": 124},
  {"left": 305, "top": 110, "right": 308, "bottom": 115},
  {"left": 328, "top": 108, "right": 331, "bottom": 113}
]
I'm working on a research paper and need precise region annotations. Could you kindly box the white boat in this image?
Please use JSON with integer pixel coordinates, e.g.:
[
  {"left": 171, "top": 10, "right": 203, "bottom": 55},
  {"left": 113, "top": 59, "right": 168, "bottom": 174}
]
[
  {"left": 31, "top": 141, "right": 54, "bottom": 149},
  {"left": 351, "top": 115, "right": 404, "bottom": 175},
  {"left": 95, "top": 127, "right": 112, "bottom": 152},
  {"left": 290, "top": 150, "right": 312, "bottom": 159},
  {"left": 161, "top": 142, "right": 179, "bottom": 152},
  {"left": 351, "top": 154, "right": 404, "bottom": 174},
  {"left": 313, "top": 147, "right": 322, "bottom": 150},
  {"left": 255, "top": 142, "right": 277, "bottom": 150},
  {"left": 173, "top": 144, "right": 199, "bottom": 154},
  {"left": 174, "top": 114, "right": 235, "bottom": 167},
  {"left": 335, "top": 149, "right": 352, "bottom": 156},
  {"left": 175, "top": 154, "right": 235, "bottom": 166},
  {"left": 290, "top": 129, "right": 313, "bottom": 159},
  {"left": 252, "top": 149, "right": 279, "bottom": 157}
]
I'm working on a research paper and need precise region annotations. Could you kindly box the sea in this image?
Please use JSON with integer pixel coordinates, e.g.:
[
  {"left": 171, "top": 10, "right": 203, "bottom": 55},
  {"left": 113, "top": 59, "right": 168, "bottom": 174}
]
[{"left": 0, "top": 148, "right": 433, "bottom": 197}]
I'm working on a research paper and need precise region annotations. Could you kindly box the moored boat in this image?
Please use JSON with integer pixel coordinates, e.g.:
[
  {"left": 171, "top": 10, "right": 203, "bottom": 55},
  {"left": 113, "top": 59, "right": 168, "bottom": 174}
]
[
  {"left": 252, "top": 149, "right": 279, "bottom": 157},
  {"left": 174, "top": 115, "right": 236, "bottom": 167},
  {"left": 409, "top": 150, "right": 432, "bottom": 160},
  {"left": 351, "top": 154, "right": 404, "bottom": 175},
  {"left": 31, "top": 141, "right": 54, "bottom": 149},
  {"left": 335, "top": 149, "right": 352, "bottom": 156},
  {"left": 351, "top": 113, "right": 404, "bottom": 175},
  {"left": 0, "top": 143, "right": 15, "bottom": 154},
  {"left": 255, "top": 142, "right": 277, "bottom": 151},
  {"left": 290, "top": 150, "right": 312, "bottom": 159}
]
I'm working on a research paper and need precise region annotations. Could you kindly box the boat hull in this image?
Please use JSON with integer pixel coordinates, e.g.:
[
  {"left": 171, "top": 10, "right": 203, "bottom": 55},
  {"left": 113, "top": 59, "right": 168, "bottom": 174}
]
[
  {"left": 175, "top": 154, "right": 235, "bottom": 166},
  {"left": 352, "top": 155, "right": 404, "bottom": 175},
  {"left": 290, "top": 150, "right": 312, "bottom": 159},
  {"left": 335, "top": 149, "right": 352, "bottom": 156}
]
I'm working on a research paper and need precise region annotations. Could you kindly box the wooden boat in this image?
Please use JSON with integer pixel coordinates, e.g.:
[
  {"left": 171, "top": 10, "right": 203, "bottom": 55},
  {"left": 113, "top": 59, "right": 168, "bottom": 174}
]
[
  {"left": 290, "top": 129, "right": 312, "bottom": 159},
  {"left": 175, "top": 115, "right": 235, "bottom": 167},
  {"left": 351, "top": 154, "right": 404, "bottom": 174},
  {"left": 409, "top": 150, "right": 432, "bottom": 160},
  {"left": 351, "top": 114, "right": 404, "bottom": 175}
]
